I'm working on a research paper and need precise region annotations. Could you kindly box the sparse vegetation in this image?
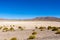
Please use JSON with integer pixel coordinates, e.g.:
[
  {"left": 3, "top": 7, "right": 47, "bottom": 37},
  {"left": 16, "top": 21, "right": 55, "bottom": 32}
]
[
  {"left": 13, "top": 25, "right": 15, "bottom": 27},
  {"left": 55, "top": 30, "right": 60, "bottom": 34},
  {"left": 18, "top": 26, "right": 24, "bottom": 30},
  {"left": 9, "top": 27, "right": 15, "bottom": 31},
  {"left": 28, "top": 30, "right": 37, "bottom": 40},
  {"left": 47, "top": 26, "right": 52, "bottom": 30},
  {"left": 52, "top": 27, "right": 58, "bottom": 31},
  {"left": 57, "top": 27, "right": 60, "bottom": 30},
  {"left": 2, "top": 27, "right": 9, "bottom": 32},
  {"left": 32, "top": 31, "right": 37, "bottom": 35},
  {"left": 39, "top": 26, "right": 46, "bottom": 31},
  {"left": 35, "top": 26, "right": 38, "bottom": 29},
  {"left": 0, "top": 25, "right": 60, "bottom": 40},
  {"left": 0, "top": 26, "right": 2, "bottom": 30},
  {"left": 28, "top": 35, "right": 36, "bottom": 39},
  {"left": 10, "top": 37, "right": 17, "bottom": 40}
]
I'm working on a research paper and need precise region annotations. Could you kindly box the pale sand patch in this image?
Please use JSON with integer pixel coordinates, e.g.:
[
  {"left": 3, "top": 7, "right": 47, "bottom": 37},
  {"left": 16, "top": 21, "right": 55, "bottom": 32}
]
[{"left": 0, "top": 21, "right": 60, "bottom": 29}]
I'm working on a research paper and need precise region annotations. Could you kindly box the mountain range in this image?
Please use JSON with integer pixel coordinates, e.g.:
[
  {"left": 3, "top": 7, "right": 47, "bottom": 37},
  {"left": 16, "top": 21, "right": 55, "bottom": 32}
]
[{"left": 0, "top": 17, "right": 60, "bottom": 22}]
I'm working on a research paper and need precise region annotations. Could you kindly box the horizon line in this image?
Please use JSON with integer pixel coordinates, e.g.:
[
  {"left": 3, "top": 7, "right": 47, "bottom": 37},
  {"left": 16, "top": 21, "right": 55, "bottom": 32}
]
[{"left": 0, "top": 16, "right": 60, "bottom": 19}]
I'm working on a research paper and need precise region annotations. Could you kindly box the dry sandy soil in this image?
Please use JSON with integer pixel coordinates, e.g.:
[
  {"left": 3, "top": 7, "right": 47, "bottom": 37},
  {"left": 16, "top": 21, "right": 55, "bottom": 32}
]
[
  {"left": 0, "top": 29, "right": 60, "bottom": 40},
  {"left": 0, "top": 21, "right": 60, "bottom": 40},
  {"left": 0, "top": 21, "right": 60, "bottom": 29}
]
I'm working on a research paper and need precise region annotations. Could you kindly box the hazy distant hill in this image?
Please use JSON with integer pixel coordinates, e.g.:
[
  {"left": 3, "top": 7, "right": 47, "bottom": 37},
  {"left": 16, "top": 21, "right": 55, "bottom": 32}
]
[
  {"left": 31, "top": 17, "right": 60, "bottom": 22},
  {"left": 23, "top": 17, "right": 60, "bottom": 22},
  {"left": 0, "top": 17, "right": 60, "bottom": 22}
]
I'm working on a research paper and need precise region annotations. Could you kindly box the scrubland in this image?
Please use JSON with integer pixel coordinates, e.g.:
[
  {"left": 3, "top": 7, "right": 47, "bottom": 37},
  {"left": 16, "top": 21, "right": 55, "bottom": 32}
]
[{"left": 0, "top": 21, "right": 60, "bottom": 40}]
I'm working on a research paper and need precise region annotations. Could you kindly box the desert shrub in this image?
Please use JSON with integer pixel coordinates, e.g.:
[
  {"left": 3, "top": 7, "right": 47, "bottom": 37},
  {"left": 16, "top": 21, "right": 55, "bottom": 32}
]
[
  {"left": 10, "top": 37, "right": 17, "bottom": 40},
  {"left": 18, "top": 26, "right": 24, "bottom": 30},
  {"left": 18, "top": 26, "right": 21, "bottom": 29},
  {"left": 52, "top": 27, "right": 58, "bottom": 31},
  {"left": 47, "top": 26, "right": 52, "bottom": 30},
  {"left": 13, "top": 25, "right": 15, "bottom": 27},
  {"left": 39, "top": 27, "right": 46, "bottom": 31},
  {"left": 55, "top": 30, "right": 60, "bottom": 34},
  {"left": 32, "top": 31, "right": 37, "bottom": 35},
  {"left": 0, "top": 27, "right": 2, "bottom": 30},
  {"left": 9, "top": 27, "right": 15, "bottom": 31},
  {"left": 3, "top": 27, "right": 9, "bottom": 32},
  {"left": 28, "top": 35, "right": 36, "bottom": 39},
  {"left": 39, "top": 27, "right": 46, "bottom": 29},
  {"left": 21, "top": 28, "right": 24, "bottom": 30},
  {"left": 35, "top": 26, "right": 38, "bottom": 29}
]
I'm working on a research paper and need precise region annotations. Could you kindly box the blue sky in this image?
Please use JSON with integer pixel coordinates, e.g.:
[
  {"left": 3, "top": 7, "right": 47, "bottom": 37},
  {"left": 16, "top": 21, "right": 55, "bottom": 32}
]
[{"left": 0, "top": 0, "right": 60, "bottom": 19}]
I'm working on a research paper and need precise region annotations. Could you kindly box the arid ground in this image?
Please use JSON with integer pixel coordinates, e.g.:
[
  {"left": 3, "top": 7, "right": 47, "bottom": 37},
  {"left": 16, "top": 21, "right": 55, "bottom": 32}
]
[
  {"left": 0, "top": 21, "right": 60, "bottom": 40},
  {"left": 0, "top": 21, "right": 60, "bottom": 29}
]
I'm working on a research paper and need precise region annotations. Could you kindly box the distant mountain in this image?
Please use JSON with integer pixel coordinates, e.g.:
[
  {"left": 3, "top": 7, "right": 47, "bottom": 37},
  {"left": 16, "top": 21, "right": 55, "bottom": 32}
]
[
  {"left": 0, "top": 18, "right": 22, "bottom": 21},
  {"left": 31, "top": 17, "right": 60, "bottom": 22},
  {"left": 0, "top": 17, "right": 60, "bottom": 22}
]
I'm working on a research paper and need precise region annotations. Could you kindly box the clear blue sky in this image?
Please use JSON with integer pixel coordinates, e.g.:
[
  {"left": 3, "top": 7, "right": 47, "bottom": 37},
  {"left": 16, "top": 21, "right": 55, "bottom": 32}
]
[{"left": 0, "top": 0, "right": 60, "bottom": 19}]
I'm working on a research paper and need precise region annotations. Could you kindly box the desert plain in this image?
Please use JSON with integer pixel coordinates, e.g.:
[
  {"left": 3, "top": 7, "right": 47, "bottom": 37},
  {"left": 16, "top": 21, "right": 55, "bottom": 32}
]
[{"left": 0, "top": 21, "right": 60, "bottom": 40}]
